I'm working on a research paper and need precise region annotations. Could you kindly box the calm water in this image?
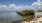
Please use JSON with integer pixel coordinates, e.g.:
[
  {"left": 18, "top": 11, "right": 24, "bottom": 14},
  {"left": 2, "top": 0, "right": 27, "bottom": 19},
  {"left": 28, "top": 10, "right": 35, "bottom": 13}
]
[{"left": 0, "top": 11, "right": 26, "bottom": 22}]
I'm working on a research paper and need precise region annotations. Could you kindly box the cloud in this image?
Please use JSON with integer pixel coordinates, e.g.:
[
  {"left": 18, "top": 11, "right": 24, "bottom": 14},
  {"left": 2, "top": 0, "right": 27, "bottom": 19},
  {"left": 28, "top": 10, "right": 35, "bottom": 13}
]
[
  {"left": 30, "top": 0, "right": 42, "bottom": 10},
  {"left": 0, "top": 0, "right": 42, "bottom": 11},
  {"left": 0, "top": 4, "right": 30, "bottom": 11}
]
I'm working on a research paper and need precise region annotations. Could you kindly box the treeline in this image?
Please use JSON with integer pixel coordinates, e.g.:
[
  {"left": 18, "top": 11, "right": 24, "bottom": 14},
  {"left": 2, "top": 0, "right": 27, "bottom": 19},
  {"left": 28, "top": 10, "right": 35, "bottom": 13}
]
[{"left": 38, "top": 10, "right": 42, "bottom": 12}]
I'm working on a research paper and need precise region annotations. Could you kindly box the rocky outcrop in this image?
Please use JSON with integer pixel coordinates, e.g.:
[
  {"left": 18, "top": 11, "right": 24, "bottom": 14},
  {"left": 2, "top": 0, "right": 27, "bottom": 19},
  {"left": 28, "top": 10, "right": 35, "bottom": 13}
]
[{"left": 16, "top": 12, "right": 25, "bottom": 16}]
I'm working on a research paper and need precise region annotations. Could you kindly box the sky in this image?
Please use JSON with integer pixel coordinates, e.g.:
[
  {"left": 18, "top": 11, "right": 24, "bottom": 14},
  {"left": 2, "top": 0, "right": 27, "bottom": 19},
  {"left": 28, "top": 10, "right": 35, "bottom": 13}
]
[
  {"left": 0, "top": 0, "right": 42, "bottom": 11},
  {"left": 0, "top": 0, "right": 37, "bottom": 5}
]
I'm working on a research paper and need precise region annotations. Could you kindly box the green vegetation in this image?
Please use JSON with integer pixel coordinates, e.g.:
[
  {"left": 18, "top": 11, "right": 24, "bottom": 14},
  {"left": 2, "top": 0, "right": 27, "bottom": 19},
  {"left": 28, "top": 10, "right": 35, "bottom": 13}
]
[
  {"left": 17, "top": 10, "right": 35, "bottom": 16},
  {"left": 38, "top": 10, "right": 42, "bottom": 12},
  {"left": 22, "top": 10, "right": 35, "bottom": 15}
]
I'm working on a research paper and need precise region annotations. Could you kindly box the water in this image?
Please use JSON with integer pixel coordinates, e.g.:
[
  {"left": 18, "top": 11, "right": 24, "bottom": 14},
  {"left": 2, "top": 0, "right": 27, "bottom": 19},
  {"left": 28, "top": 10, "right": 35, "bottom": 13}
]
[{"left": 0, "top": 11, "right": 26, "bottom": 22}]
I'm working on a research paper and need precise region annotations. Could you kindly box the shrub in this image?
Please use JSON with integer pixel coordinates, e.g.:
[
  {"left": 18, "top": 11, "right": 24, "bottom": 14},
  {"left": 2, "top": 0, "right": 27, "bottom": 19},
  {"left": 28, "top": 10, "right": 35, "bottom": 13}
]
[{"left": 22, "top": 10, "right": 35, "bottom": 15}]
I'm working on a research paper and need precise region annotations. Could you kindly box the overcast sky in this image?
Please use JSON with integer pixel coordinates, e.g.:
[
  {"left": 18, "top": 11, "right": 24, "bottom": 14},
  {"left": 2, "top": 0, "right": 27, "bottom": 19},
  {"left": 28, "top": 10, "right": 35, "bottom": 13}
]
[{"left": 0, "top": 0, "right": 42, "bottom": 11}]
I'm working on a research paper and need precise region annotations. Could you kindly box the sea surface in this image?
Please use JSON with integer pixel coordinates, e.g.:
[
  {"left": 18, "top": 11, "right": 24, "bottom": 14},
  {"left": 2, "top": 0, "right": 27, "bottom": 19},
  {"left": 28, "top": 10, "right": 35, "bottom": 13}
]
[{"left": 0, "top": 11, "right": 26, "bottom": 22}]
